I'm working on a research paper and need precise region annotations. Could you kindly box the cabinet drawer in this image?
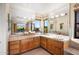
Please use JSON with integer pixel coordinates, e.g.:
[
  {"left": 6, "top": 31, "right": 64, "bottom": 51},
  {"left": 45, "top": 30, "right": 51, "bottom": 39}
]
[
  {"left": 9, "top": 44, "right": 20, "bottom": 50},
  {"left": 9, "top": 49, "right": 20, "bottom": 55},
  {"left": 21, "top": 39, "right": 29, "bottom": 43},
  {"left": 34, "top": 39, "right": 40, "bottom": 42},
  {"left": 34, "top": 37, "right": 40, "bottom": 39},
  {"left": 9, "top": 41, "right": 20, "bottom": 45}
]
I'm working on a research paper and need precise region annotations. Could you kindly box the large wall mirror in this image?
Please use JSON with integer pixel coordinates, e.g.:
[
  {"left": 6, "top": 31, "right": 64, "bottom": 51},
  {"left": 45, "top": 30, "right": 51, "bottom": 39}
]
[{"left": 49, "top": 13, "right": 69, "bottom": 36}]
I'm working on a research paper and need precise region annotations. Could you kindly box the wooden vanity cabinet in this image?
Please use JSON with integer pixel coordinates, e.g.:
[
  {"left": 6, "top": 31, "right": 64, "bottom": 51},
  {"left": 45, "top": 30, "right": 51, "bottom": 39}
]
[
  {"left": 33, "top": 37, "right": 40, "bottom": 48},
  {"left": 20, "top": 39, "right": 29, "bottom": 53},
  {"left": 8, "top": 36, "right": 40, "bottom": 55},
  {"left": 53, "top": 41, "right": 64, "bottom": 55},
  {"left": 46, "top": 39, "right": 53, "bottom": 52},
  {"left": 9, "top": 36, "right": 64, "bottom": 55},
  {"left": 52, "top": 40, "right": 64, "bottom": 55},
  {"left": 40, "top": 36, "right": 47, "bottom": 49},
  {"left": 28, "top": 37, "right": 34, "bottom": 50},
  {"left": 46, "top": 38, "right": 64, "bottom": 55},
  {"left": 21, "top": 37, "right": 40, "bottom": 53},
  {"left": 8, "top": 40, "right": 20, "bottom": 55}
]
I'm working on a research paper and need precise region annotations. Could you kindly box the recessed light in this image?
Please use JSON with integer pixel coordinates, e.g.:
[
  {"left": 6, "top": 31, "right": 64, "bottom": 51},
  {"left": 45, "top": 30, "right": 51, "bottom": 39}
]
[
  {"left": 24, "top": 17, "right": 26, "bottom": 19},
  {"left": 60, "top": 13, "right": 65, "bottom": 16},
  {"left": 55, "top": 15, "right": 59, "bottom": 17},
  {"left": 51, "top": 16, "right": 54, "bottom": 18}
]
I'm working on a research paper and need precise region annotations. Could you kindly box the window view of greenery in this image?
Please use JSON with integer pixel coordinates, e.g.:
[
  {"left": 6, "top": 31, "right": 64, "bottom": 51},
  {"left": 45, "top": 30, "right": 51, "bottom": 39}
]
[
  {"left": 17, "top": 24, "right": 25, "bottom": 32},
  {"left": 44, "top": 20, "right": 48, "bottom": 33}
]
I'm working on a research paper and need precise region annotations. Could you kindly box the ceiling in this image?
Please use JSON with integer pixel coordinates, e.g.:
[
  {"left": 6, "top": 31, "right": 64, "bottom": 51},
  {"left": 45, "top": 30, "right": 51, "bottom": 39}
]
[{"left": 10, "top": 3, "right": 69, "bottom": 23}]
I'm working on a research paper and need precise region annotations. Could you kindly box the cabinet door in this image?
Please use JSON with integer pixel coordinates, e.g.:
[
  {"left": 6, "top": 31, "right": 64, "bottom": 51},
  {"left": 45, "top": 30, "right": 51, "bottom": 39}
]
[
  {"left": 9, "top": 49, "right": 20, "bottom": 55},
  {"left": 33, "top": 37, "right": 40, "bottom": 48},
  {"left": 20, "top": 39, "right": 29, "bottom": 52},
  {"left": 28, "top": 38, "right": 34, "bottom": 50},
  {"left": 40, "top": 37, "right": 47, "bottom": 49},
  {"left": 47, "top": 38, "right": 56, "bottom": 54},
  {"left": 47, "top": 39, "right": 52, "bottom": 52},
  {"left": 52, "top": 47, "right": 63, "bottom": 55},
  {"left": 51, "top": 40, "right": 64, "bottom": 55},
  {"left": 8, "top": 40, "right": 20, "bottom": 55}
]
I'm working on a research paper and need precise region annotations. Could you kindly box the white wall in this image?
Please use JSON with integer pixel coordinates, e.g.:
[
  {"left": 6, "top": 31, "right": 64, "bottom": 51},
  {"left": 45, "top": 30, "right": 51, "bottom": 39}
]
[{"left": 0, "top": 4, "right": 9, "bottom": 55}]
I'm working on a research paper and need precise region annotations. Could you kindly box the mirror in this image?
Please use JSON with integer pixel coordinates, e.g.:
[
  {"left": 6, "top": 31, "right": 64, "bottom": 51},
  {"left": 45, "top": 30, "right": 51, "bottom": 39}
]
[{"left": 49, "top": 13, "right": 69, "bottom": 36}]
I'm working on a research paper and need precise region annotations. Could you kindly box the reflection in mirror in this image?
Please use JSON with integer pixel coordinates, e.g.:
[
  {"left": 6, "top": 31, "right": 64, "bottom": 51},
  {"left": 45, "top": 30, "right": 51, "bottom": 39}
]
[
  {"left": 60, "top": 23, "right": 64, "bottom": 30},
  {"left": 33, "top": 20, "right": 41, "bottom": 32},
  {"left": 49, "top": 13, "right": 69, "bottom": 36},
  {"left": 44, "top": 20, "right": 48, "bottom": 33},
  {"left": 17, "top": 23, "right": 25, "bottom": 32}
]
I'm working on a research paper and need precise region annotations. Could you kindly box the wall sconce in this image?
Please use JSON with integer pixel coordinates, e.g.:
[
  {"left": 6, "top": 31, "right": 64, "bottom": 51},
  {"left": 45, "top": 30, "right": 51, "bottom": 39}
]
[{"left": 60, "top": 13, "right": 67, "bottom": 16}]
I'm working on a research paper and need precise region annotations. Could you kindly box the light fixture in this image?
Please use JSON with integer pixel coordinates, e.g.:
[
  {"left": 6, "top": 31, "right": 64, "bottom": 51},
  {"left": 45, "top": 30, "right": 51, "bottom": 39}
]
[
  {"left": 55, "top": 15, "right": 59, "bottom": 17},
  {"left": 60, "top": 13, "right": 65, "bottom": 16},
  {"left": 24, "top": 17, "right": 26, "bottom": 19},
  {"left": 51, "top": 16, "right": 54, "bottom": 19}
]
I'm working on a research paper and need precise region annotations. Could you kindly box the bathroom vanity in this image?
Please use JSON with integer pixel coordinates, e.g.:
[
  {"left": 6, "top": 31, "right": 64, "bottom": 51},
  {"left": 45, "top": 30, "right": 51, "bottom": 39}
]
[{"left": 8, "top": 33, "right": 69, "bottom": 55}]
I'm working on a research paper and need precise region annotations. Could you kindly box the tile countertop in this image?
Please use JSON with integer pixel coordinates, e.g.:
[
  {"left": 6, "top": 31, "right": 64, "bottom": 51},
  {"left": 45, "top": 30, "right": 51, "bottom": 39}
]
[
  {"left": 9, "top": 34, "right": 40, "bottom": 41},
  {"left": 9, "top": 33, "right": 70, "bottom": 42},
  {"left": 41, "top": 33, "right": 70, "bottom": 42}
]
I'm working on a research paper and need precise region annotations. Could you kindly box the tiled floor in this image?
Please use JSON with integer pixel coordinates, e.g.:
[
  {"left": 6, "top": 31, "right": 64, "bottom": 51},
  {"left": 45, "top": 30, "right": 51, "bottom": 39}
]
[
  {"left": 64, "top": 51, "right": 73, "bottom": 55},
  {"left": 22, "top": 48, "right": 51, "bottom": 55}
]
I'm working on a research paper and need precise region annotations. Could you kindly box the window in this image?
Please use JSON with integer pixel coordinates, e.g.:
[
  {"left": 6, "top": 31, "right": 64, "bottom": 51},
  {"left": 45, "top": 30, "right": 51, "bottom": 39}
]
[
  {"left": 17, "top": 23, "right": 25, "bottom": 32},
  {"left": 44, "top": 20, "right": 48, "bottom": 27},
  {"left": 44, "top": 20, "right": 48, "bottom": 33},
  {"left": 75, "top": 11, "right": 79, "bottom": 38},
  {"left": 34, "top": 20, "right": 41, "bottom": 32},
  {"left": 34, "top": 20, "right": 40, "bottom": 28}
]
